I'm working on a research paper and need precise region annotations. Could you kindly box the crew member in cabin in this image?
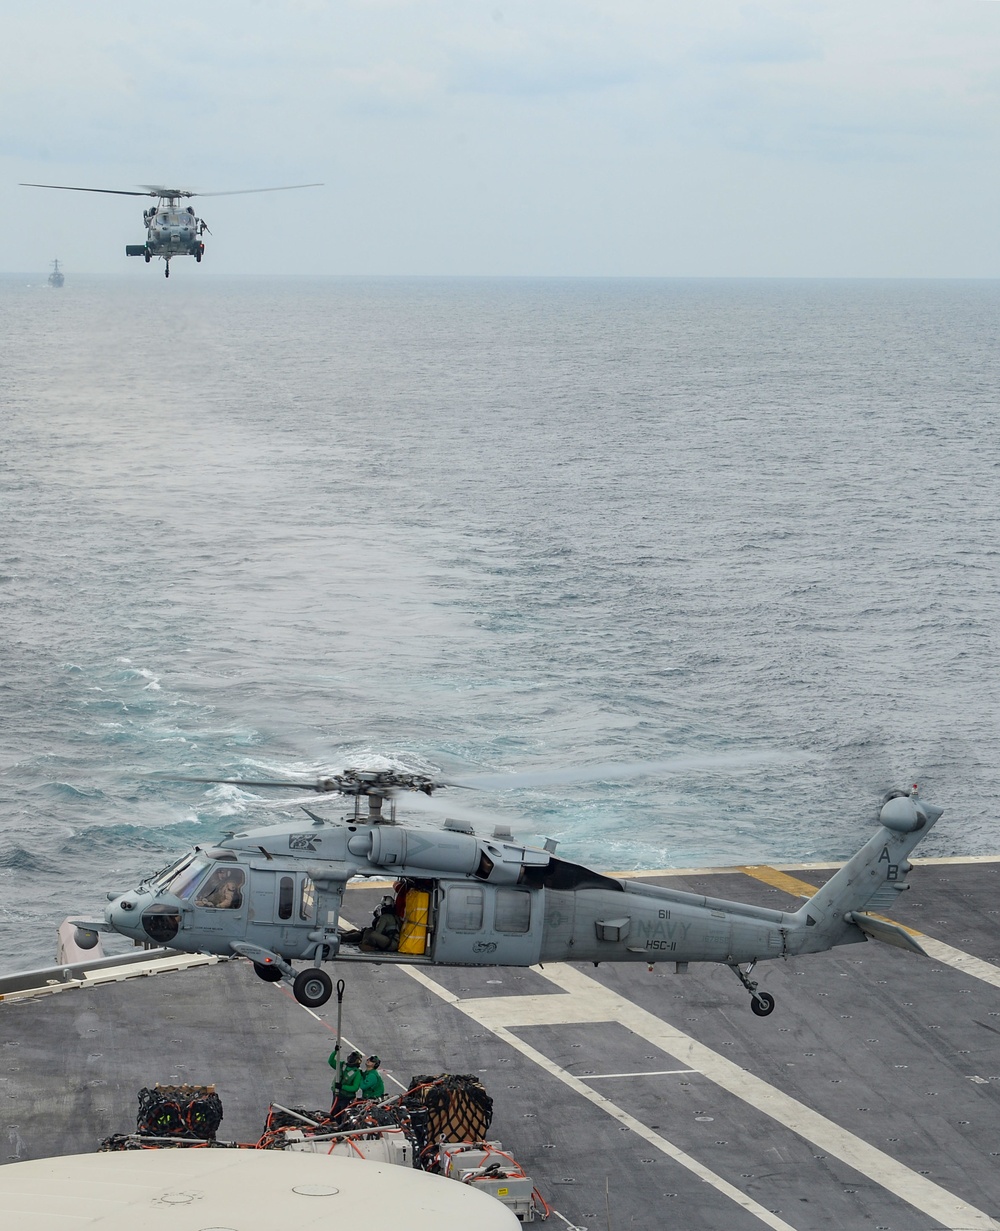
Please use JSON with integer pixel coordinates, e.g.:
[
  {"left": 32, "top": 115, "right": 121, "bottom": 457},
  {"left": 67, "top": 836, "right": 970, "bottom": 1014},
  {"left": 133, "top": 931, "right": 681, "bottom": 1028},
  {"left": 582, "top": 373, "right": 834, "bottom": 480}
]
[{"left": 341, "top": 897, "right": 401, "bottom": 951}]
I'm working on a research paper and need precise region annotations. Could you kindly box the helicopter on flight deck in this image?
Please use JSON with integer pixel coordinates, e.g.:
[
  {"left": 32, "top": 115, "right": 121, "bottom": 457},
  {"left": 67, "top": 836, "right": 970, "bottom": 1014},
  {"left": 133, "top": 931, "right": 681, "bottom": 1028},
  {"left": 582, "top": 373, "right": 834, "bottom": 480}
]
[
  {"left": 71, "top": 761, "right": 943, "bottom": 1018},
  {"left": 19, "top": 181, "right": 322, "bottom": 277}
]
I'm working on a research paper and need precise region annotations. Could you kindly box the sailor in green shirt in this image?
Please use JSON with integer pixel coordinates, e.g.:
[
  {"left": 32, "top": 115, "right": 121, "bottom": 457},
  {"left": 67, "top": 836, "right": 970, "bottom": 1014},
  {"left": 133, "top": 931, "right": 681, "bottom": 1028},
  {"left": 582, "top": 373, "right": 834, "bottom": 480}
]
[
  {"left": 328, "top": 1048, "right": 363, "bottom": 1120},
  {"left": 359, "top": 1055, "right": 385, "bottom": 1100}
]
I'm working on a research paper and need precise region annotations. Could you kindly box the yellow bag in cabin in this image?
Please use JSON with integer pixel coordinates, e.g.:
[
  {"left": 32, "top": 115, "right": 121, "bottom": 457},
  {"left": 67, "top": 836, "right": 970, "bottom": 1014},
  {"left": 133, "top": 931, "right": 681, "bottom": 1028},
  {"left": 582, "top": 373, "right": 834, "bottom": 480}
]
[{"left": 397, "top": 889, "right": 430, "bottom": 955}]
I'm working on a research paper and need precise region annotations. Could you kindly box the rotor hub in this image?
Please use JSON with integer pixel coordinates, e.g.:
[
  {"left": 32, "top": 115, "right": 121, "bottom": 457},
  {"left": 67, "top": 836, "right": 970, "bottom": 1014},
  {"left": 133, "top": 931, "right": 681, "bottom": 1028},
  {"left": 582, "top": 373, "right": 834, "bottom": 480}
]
[{"left": 319, "top": 769, "right": 439, "bottom": 797}]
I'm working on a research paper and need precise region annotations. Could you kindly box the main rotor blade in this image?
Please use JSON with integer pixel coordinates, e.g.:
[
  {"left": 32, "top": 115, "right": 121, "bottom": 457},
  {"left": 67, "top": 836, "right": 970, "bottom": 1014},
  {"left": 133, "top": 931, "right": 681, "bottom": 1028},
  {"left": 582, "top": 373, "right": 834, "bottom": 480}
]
[
  {"left": 156, "top": 774, "right": 341, "bottom": 793},
  {"left": 20, "top": 182, "right": 155, "bottom": 197},
  {"left": 446, "top": 750, "right": 807, "bottom": 792},
  {"left": 397, "top": 790, "right": 528, "bottom": 831},
  {"left": 194, "top": 182, "right": 324, "bottom": 197}
]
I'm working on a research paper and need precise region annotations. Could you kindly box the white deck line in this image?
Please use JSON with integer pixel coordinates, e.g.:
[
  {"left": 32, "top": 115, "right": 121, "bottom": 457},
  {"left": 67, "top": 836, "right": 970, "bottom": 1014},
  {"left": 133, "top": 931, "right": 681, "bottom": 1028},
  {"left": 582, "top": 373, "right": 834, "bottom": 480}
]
[
  {"left": 549, "top": 1210, "right": 586, "bottom": 1231},
  {"left": 583, "top": 1068, "right": 698, "bottom": 1080},
  {"left": 403, "top": 963, "right": 1000, "bottom": 1231},
  {"left": 913, "top": 937, "right": 1000, "bottom": 990}
]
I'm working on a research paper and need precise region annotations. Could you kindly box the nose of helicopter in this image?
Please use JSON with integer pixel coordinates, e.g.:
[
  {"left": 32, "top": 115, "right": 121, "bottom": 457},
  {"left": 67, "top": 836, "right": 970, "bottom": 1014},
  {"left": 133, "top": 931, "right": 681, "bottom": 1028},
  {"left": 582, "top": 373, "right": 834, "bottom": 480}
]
[
  {"left": 107, "top": 890, "right": 185, "bottom": 946},
  {"left": 105, "top": 892, "right": 145, "bottom": 936}
]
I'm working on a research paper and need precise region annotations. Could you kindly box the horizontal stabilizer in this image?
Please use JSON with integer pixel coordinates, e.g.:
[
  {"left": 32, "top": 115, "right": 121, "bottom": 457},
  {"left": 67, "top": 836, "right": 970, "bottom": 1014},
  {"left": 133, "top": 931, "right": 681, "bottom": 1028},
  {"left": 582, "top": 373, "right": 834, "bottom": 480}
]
[{"left": 847, "top": 911, "right": 928, "bottom": 956}]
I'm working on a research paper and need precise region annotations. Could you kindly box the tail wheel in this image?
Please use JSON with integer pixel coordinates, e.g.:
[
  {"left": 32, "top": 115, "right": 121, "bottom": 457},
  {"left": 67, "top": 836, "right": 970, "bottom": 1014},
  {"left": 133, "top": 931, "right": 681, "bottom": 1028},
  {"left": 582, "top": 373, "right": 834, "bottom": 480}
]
[
  {"left": 253, "top": 961, "right": 283, "bottom": 983},
  {"left": 293, "top": 968, "right": 333, "bottom": 1008},
  {"left": 751, "top": 992, "right": 775, "bottom": 1017}
]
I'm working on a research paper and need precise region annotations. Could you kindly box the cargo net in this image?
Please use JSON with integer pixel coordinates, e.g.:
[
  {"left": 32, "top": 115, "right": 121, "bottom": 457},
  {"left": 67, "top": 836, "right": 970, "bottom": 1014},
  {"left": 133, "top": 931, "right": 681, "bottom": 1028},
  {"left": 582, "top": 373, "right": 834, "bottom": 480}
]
[
  {"left": 137, "top": 1084, "right": 223, "bottom": 1140},
  {"left": 404, "top": 1074, "right": 493, "bottom": 1170},
  {"left": 100, "top": 1085, "right": 225, "bottom": 1151}
]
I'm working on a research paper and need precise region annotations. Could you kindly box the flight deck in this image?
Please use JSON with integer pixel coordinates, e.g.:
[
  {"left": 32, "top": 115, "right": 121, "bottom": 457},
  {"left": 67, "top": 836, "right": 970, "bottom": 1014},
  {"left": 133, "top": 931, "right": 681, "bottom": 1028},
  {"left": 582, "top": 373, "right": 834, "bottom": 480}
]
[{"left": 3, "top": 857, "right": 1000, "bottom": 1231}]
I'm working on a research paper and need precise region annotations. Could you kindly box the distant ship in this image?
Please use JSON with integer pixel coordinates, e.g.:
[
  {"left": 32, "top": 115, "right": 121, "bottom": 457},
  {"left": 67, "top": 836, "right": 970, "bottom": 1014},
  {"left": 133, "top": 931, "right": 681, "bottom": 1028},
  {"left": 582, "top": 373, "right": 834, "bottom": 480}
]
[{"left": 48, "top": 259, "right": 64, "bottom": 288}]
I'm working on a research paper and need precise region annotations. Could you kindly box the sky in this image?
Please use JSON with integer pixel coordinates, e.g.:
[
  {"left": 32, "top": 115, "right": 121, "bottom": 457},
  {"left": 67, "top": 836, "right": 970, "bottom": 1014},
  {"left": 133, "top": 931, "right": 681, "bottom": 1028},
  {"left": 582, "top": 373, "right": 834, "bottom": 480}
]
[{"left": 2, "top": 0, "right": 1000, "bottom": 277}]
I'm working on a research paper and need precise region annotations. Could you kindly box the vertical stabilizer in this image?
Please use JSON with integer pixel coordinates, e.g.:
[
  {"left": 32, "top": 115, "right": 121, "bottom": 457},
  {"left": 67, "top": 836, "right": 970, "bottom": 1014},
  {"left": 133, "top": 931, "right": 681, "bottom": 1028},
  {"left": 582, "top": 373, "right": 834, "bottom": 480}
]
[{"left": 790, "top": 790, "right": 943, "bottom": 953}]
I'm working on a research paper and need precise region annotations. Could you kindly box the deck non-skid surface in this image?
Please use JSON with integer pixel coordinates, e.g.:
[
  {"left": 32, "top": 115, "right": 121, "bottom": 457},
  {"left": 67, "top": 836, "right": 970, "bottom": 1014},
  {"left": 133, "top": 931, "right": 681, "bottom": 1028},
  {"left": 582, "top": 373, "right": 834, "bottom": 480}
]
[{"left": 4, "top": 862, "right": 1000, "bottom": 1230}]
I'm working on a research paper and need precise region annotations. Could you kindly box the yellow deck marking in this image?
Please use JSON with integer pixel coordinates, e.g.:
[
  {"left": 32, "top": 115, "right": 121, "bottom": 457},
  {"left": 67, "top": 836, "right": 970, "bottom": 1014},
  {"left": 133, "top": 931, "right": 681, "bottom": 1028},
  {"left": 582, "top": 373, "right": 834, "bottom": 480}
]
[
  {"left": 404, "top": 963, "right": 1000, "bottom": 1231},
  {"left": 736, "top": 865, "right": 820, "bottom": 898}
]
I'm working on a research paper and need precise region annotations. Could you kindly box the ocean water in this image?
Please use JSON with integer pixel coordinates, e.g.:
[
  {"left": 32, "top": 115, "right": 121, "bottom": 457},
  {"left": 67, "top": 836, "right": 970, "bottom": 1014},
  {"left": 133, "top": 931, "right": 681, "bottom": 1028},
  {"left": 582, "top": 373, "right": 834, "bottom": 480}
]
[{"left": 2, "top": 273, "right": 999, "bottom": 971}]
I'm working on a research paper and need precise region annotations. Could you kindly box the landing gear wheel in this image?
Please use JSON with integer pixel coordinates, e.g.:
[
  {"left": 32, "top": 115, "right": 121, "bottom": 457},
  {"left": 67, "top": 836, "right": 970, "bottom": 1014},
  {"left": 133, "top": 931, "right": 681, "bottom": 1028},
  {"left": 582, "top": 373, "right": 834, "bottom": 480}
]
[
  {"left": 195, "top": 251, "right": 202, "bottom": 263},
  {"left": 144, "top": 251, "right": 151, "bottom": 263},
  {"left": 751, "top": 992, "right": 775, "bottom": 1017},
  {"left": 253, "top": 961, "right": 283, "bottom": 983},
  {"left": 293, "top": 968, "right": 333, "bottom": 1008},
  {"left": 164, "top": 264, "right": 170, "bottom": 278}
]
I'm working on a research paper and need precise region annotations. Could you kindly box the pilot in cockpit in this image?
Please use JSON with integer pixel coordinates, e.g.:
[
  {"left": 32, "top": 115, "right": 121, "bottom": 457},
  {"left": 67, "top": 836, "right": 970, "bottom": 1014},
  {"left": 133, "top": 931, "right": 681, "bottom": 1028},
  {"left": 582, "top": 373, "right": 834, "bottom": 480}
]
[{"left": 197, "top": 868, "right": 243, "bottom": 909}]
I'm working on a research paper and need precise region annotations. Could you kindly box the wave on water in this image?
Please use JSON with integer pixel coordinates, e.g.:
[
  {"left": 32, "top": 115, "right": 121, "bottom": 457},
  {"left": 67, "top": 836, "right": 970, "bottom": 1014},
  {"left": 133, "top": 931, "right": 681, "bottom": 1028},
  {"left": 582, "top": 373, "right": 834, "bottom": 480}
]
[
  {"left": 60, "top": 824, "right": 186, "bottom": 857},
  {"left": 0, "top": 847, "right": 62, "bottom": 875},
  {"left": 121, "top": 667, "right": 161, "bottom": 691},
  {"left": 36, "top": 781, "right": 107, "bottom": 801}
]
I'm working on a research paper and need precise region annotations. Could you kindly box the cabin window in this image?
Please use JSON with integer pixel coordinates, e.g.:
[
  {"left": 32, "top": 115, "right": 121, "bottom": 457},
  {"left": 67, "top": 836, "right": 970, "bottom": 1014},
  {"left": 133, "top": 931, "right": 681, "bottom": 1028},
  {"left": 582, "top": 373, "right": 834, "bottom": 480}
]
[
  {"left": 495, "top": 888, "right": 531, "bottom": 934},
  {"left": 299, "top": 876, "right": 316, "bottom": 921},
  {"left": 446, "top": 886, "right": 484, "bottom": 932},
  {"left": 278, "top": 876, "right": 294, "bottom": 920},
  {"left": 195, "top": 866, "right": 245, "bottom": 909}
]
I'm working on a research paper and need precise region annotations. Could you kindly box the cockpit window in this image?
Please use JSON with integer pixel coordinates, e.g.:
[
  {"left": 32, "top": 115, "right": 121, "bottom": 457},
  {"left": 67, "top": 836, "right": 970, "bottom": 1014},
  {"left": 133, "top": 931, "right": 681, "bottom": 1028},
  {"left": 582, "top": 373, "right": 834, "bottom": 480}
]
[
  {"left": 145, "top": 852, "right": 194, "bottom": 893},
  {"left": 165, "top": 857, "right": 211, "bottom": 901},
  {"left": 196, "top": 866, "right": 245, "bottom": 909}
]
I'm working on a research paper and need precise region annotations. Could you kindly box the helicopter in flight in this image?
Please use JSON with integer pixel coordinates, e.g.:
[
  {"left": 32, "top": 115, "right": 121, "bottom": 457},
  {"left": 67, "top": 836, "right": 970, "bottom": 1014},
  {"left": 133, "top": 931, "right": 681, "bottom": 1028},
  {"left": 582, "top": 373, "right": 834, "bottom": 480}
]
[
  {"left": 19, "top": 181, "right": 322, "bottom": 278},
  {"left": 72, "top": 766, "right": 941, "bottom": 1017}
]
